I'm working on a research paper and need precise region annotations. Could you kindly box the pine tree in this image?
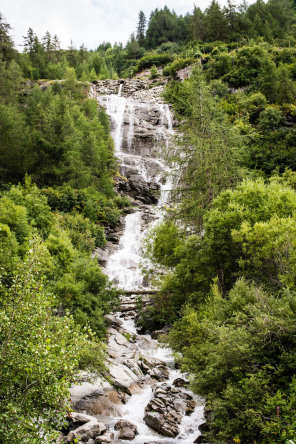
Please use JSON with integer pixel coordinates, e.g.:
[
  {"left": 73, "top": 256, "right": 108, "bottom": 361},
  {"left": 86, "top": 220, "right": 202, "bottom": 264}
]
[
  {"left": 23, "top": 28, "right": 35, "bottom": 54},
  {"left": 52, "top": 34, "right": 60, "bottom": 51},
  {"left": 0, "top": 13, "right": 15, "bottom": 61},
  {"left": 226, "top": 0, "right": 240, "bottom": 40},
  {"left": 190, "top": 6, "right": 205, "bottom": 41},
  {"left": 42, "top": 31, "right": 52, "bottom": 52},
  {"left": 136, "top": 10, "right": 146, "bottom": 46},
  {"left": 204, "top": 0, "right": 228, "bottom": 41}
]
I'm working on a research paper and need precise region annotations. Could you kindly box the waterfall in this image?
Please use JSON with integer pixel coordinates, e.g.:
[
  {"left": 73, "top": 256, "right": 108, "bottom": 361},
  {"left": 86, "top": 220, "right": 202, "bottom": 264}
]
[
  {"left": 98, "top": 89, "right": 175, "bottom": 289},
  {"left": 94, "top": 83, "right": 204, "bottom": 443},
  {"left": 104, "top": 94, "right": 126, "bottom": 152},
  {"left": 105, "top": 212, "right": 144, "bottom": 290},
  {"left": 127, "top": 101, "right": 135, "bottom": 149}
]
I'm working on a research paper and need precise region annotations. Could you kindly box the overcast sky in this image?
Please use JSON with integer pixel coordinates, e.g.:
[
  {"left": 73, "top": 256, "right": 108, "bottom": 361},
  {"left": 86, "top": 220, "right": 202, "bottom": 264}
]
[{"left": 2, "top": 0, "right": 230, "bottom": 51}]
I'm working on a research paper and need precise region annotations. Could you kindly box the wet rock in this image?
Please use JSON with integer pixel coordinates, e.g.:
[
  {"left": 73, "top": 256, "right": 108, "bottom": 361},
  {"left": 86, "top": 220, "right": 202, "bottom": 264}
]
[
  {"left": 70, "top": 375, "right": 123, "bottom": 416},
  {"left": 148, "top": 365, "right": 170, "bottom": 381},
  {"left": 144, "top": 412, "right": 178, "bottom": 437},
  {"left": 173, "top": 377, "right": 189, "bottom": 387},
  {"left": 144, "top": 383, "right": 197, "bottom": 438},
  {"left": 151, "top": 325, "right": 170, "bottom": 339},
  {"left": 66, "top": 417, "right": 106, "bottom": 442},
  {"left": 109, "top": 362, "right": 142, "bottom": 394},
  {"left": 185, "top": 399, "right": 197, "bottom": 415},
  {"left": 199, "top": 422, "right": 210, "bottom": 433},
  {"left": 70, "top": 412, "right": 98, "bottom": 424},
  {"left": 104, "top": 314, "right": 123, "bottom": 328},
  {"left": 115, "top": 418, "right": 138, "bottom": 440},
  {"left": 95, "top": 432, "right": 115, "bottom": 443},
  {"left": 107, "top": 328, "right": 138, "bottom": 360},
  {"left": 194, "top": 435, "right": 207, "bottom": 443}
]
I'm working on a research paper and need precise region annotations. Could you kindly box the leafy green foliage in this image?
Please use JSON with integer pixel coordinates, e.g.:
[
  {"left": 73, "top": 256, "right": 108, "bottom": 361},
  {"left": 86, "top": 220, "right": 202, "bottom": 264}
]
[
  {"left": 168, "top": 279, "right": 296, "bottom": 443},
  {"left": 162, "top": 57, "right": 195, "bottom": 78},
  {"left": 0, "top": 239, "right": 98, "bottom": 443},
  {"left": 0, "top": 182, "right": 121, "bottom": 338},
  {"left": 163, "top": 67, "right": 245, "bottom": 229},
  {"left": 134, "top": 52, "right": 174, "bottom": 73}
]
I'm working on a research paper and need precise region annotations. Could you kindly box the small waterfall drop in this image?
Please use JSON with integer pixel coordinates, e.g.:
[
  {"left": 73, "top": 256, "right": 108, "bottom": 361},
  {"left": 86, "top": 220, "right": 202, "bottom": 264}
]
[
  {"left": 127, "top": 101, "right": 135, "bottom": 149},
  {"left": 104, "top": 93, "right": 126, "bottom": 152},
  {"left": 105, "top": 212, "right": 144, "bottom": 290}
]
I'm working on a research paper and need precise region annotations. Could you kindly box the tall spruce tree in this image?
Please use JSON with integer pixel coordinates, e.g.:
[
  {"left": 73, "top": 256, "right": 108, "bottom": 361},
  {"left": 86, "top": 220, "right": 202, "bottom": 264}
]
[
  {"left": 0, "top": 13, "right": 15, "bottom": 61},
  {"left": 136, "top": 10, "right": 146, "bottom": 46},
  {"left": 204, "top": 0, "right": 228, "bottom": 41},
  {"left": 190, "top": 6, "right": 205, "bottom": 41}
]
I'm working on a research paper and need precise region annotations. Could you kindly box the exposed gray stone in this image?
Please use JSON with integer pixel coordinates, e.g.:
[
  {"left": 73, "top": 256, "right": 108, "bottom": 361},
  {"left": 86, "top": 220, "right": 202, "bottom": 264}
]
[
  {"left": 173, "top": 377, "right": 189, "bottom": 387},
  {"left": 66, "top": 420, "right": 106, "bottom": 442},
  {"left": 143, "top": 412, "right": 178, "bottom": 437},
  {"left": 109, "top": 362, "right": 142, "bottom": 394},
  {"left": 95, "top": 432, "right": 115, "bottom": 443}
]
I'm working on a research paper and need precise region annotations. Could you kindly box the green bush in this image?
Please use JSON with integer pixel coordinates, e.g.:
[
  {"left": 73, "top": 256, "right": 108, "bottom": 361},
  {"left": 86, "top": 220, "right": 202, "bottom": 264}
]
[
  {"left": 56, "top": 212, "right": 106, "bottom": 252},
  {"left": 162, "top": 57, "right": 195, "bottom": 78},
  {"left": 258, "top": 106, "right": 283, "bottom": 132},
  {"left": 134, "top": 52, "right": 174, "bottom": 73},
  {"left": 150, "top": 65, "right": 158, "bottom": 79},
  {"left": 51, "top": 255, "right": 120, "bottom": 337},
  {"left": 168, "top": 279, "right": 296, "bottom": 443},
  {"left": 0, "top": 240, "right": 93, "bottom": 443},
  {"left": 0, "top": 197, "right": 30, "bottom": 243}
]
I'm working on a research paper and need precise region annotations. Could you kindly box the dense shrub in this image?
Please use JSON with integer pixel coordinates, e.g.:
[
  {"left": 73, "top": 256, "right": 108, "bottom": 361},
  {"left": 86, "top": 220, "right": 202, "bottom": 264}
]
[{"left": 134, "top": 52, "right": 174, "bottom": 73}]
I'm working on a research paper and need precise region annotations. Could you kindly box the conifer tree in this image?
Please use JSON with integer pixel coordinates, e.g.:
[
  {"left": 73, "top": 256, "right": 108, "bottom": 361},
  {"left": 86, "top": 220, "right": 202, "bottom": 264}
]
[
  {"left": 23, "top": 28, "right": 35, "bottom": 54},
  {"left": 136, "top": 10, "right": 146, "bottom": 46},
  {"left": 204, "top": 0, "right": 228, "bottom": 41},
  {"left": 42, "top": 31, "right": 52, "bottom": 52},
  {"left": 190, "top": 6, "right": 205, "bottom": 41},
  {"left": 0, "top": 13, "right": 15, "bottom": 61}
]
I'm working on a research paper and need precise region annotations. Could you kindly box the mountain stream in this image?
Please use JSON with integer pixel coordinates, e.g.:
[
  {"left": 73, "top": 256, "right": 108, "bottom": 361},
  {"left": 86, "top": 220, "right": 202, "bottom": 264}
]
[{"left": 68, "top": 81, "right": 205, "bottom": 444}]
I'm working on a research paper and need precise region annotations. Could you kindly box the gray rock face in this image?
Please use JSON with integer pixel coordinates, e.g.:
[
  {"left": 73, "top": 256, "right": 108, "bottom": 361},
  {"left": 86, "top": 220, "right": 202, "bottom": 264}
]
[
  {"left": 90, "top": 79, "right": 168, "bottom": 99},
  {"left": 173, "top": 377, "right": 189, "bottom": 387},
  {"left": 144, "top": 412, "right": 179, "bottom": 438},
  {"left": 93, "top": 80, "right": 174, "bottom": 206},
  {"left": 143, "top": 383, "right": 196, "bottom": 438},
  {"left": 69, "top": 373, "right": 123, "bottom": 417}
]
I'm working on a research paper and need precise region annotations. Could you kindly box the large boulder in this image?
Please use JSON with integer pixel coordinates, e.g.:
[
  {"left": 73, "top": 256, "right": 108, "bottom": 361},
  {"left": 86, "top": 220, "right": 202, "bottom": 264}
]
[
  {"left": 143, "top": 412, "right": 178, "bottom": 438},
  {"left": 109, "top": 362, "right": 142, "bottom": 395},
  {"left": 143, "top": 383, "right": 196, "bottom": 438},
  {"left": 66, "top": 414, "right": 106, "bottom": 442},
  {"left": 115, "top": 419, "right": 138, "bottom": 440},
  {"left": 95, "top": 432, "right": 115, "bottom": 443}
]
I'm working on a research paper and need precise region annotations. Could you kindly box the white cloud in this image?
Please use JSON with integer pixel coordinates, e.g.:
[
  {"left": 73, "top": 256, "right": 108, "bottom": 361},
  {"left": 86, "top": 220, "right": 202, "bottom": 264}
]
[{"left": 2, "top": 0, "right": 230, "bottom": 50}]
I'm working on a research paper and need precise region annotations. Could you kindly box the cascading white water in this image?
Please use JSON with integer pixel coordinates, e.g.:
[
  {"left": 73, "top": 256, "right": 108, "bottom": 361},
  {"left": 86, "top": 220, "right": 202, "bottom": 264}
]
[
  {"left": 127, "top": 101, "right": 135, "bottom": 149},
  {"left": 101, "top": 91, "right": 175, "bottom": 289},
  {"left": 117, "top": 318, "right": 205, "bottom": 444},
  {"left": 105, "top": 212, "right": 144, "bottom": 290},
  {"left": 100, "top": 86, "right": 204, "bottom": 443},
  {"left": 105, "top": 94, "right": 126, "bottom": 152}
]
